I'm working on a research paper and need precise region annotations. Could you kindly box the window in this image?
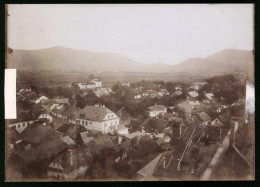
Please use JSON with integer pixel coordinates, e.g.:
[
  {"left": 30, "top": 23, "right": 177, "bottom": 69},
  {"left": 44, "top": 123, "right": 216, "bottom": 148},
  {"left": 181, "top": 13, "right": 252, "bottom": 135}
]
[
  {"left": 108, "top": 115, "right": 110, "bottom": 118},
  {"left": 18, "top": 124, "right": 20, "bottom": 128},
  {"left": 90, "top": 122, "right": 92, "bottom": 124},
  {"left": 111, "top": 114, "right": 113, "bottom": 118},
  {"left": 85, "top": 121, "right": 88, "bottom": 125}
]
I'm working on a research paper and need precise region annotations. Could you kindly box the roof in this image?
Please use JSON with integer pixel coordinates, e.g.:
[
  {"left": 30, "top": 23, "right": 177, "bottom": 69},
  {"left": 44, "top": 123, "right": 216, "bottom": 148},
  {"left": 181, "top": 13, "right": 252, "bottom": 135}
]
[
  {"left": 148, "top": 105, "right": 166, "bottom": 112},
  {"left": 52, "top": 96, "right": 68, "bottom": 100},
  {"left": 7, "top": 127, "right": 20, "bottom": 143},
  {"left": 125, "top": 131, "right": 142, "bottom": 139},
  {"left": 197, "top": 112, "right": 211, "bottom": 122},
  {"left": 17, "top": 127, "right": 68, "bottom": 162},
  {"left": 211, "top": 118, "right": 224, "bottom": 127},
  {"left": 49, "top": 147, "right": 93, "bottom": 174},
  {"left": 52, "top": 105, "right": 80, "bottom": 119},
  {"left": 56, "top": 123, "right": 81, "bottom": 139},
  {"left": 80, "top": 131, "right": 94, "bottom": 144},
  {"left": 78, "top": 105, "right": 114, "bottom": 122},
  {"left": 21, "top": 122, "right": 52, "bottom": 144},
  {"left": 61, "top": 136, "right": 76, "bottom": 146},
  {"left": 137, "top": 153, "right": 163, "bottom": 177}
]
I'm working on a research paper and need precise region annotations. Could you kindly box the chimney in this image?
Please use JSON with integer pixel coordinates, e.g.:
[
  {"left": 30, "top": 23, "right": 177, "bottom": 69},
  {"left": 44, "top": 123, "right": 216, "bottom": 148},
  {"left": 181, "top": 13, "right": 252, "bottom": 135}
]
[{"left": 68, "top": 149, "right": 73, "bottom": 166}]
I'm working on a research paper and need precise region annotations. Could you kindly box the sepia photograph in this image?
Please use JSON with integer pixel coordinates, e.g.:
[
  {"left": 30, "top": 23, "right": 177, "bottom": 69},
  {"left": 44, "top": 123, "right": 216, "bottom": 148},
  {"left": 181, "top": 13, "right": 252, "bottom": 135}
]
[{"left": 5, "top": 4, "right": 255, "bottom": 181}]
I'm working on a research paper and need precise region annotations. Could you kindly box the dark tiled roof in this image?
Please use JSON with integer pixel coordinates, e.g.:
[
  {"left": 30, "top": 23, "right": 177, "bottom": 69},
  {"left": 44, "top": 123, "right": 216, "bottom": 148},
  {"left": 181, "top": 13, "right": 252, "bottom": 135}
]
[
  {"left": 78, "top": 105, "right": 114, "bottom": 122},
  {"left": 21, "top": 122, "right": 52, "bottom": 144}
]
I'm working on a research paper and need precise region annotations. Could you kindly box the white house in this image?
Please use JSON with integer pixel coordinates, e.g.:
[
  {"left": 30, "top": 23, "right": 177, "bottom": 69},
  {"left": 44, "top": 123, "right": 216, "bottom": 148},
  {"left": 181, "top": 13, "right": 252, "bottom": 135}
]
[
  {"left": 9, "top": 120, "right": 35, "bottom": 134},
  {"left": 121, "top": 82, "right": 130, "bottom": 88},
  {"left": 205, "top": 93, "right": 214, "bottom": 100},
  {"left": 117, "top": 126, "right": 129, "bottom": 135},
  {"left": 148, "top": 104, "right": 167, "bottom": 117},
  {"left": 134, "top": 94, "right": 142, "bottom": 99},
  {"left": 38, "top": 114, "right": 53, "bottom": 123},
  {"left": 31, "top": 95, "right": 48, "bottom": 104},
  {"left": 78, "top": 82, "right": 96, "bottom": 90},
  {"left": 188, "top": 91, "right": 199, "bottom": 98},
  {"left": 91, "top": 79, "right": 102, "bottom": 88},
  {"left": 19, "top": 88, "right": 31, "bottom": 93},
  {"left": 77, "top": 105, "right": 119, "bottom": 134}
]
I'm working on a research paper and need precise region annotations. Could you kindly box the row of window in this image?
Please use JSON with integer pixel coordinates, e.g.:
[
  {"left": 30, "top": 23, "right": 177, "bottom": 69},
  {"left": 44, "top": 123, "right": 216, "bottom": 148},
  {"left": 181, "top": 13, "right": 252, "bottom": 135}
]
[
  {"left": 82, "top": 121, "right": 93, "bottom": 125},
  {"left": 107, "top": 114, "right": 114, "bottom": 119},
  {"left": 104, "top": 121, "right": 118, "bottom": 127}
]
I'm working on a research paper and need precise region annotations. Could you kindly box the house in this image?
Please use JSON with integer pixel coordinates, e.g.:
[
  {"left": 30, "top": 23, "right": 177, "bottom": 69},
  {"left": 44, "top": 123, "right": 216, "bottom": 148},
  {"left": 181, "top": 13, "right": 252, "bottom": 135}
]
[
  {"left": 211, "top": 118, "right": 224, "bottom": 127},
  {"left": 158, "top": 89, "right": 169, "bottom": 96},
  {"left": 117, "top": 107, "right": 132, "bottom": 126},
  {"left": 143, "top": 90, "right": 158, "bottom": 98},
  {"left": 171, "top": 90, "right": 183, "bottom": 97},
  {"left": 202, "top": 99, "right": 210, "bottom": 104},
  {"left": 124, "top": 131, "right": 143, "bottom": 140},
  {"left": 6, "top": 126, "right": 21, "bottom": 150},
  {"left": 77, "top": 105, "right": 119, "bottom": 134},
  {"left": 134, "top": 93, "right": 142, "bottom": 99},
  {"left": 137, "top": 153, "right": 163, "bottom": 180},
  {"left": 91, "top": 79, "right": 102, "bottom": 88},
  {"left": 17, "top": 122, "right": 69, "bottom": 163},
  {"left": 55, "top": 123, "right": 82, "bottom": 141},
  {"left": 93, "top": 88, "right": 114, "bottom": 97},
  {"left": 19, "top": 88, "right": 31, "bottom": 93},
  {"left": 188, "top": 91, "right": 199, "bottom": 98},
  {"left": 47, "top": 147, "right": 92, "bottom": 179},
  {"left": 117, "top": 126, "right": 129, "bottom": 135},
  {"left": 19, "top": 90, "right": 38, "bottom": 100},
  {"left": 80, "top": 131, "right": 94, "bottom": 145},
  {"left": 205, "top": 93, "right": 214, "bottom": 100},
  {"left": 148, "top": 104, "right": 167, "bottom": 117},
  {"left": 32, "top": 104, "right": 45, "bottom": 117},
  {"left": 50, "top": 105, "right": 81, "bottom": 124},
  {"left": 197, "top": 112, "right": 211, "bottom": 126},
  {"left": 186, "top": 96, "right": 200, "bottom": 106},
  {"left": 121, "top": 82, "right": 130, "bottom": 88},
  {"left": 175, "top": 85, "right": 182, "bottom": 90},
  {"left": 52, "top": 96, "right": 70, "bottom": 104},
  {"left": 78, "top": 82, "right": 96, "bottom": 90},
  {"left": 9, "top": 120, "right": 35, "bottom": 134},
  {"left": 38, "top": 113, "right": 53, "bottom": 123},
  {"left": 31, "top": 95, "right": 49, "bottom": 104}
]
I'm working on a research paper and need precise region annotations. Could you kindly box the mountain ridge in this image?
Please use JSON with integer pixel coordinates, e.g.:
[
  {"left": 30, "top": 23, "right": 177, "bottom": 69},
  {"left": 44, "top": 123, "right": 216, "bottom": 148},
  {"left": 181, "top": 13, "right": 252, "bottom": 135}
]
[{"left": 7, "top": 46, "right": 253, "bottom": 76}]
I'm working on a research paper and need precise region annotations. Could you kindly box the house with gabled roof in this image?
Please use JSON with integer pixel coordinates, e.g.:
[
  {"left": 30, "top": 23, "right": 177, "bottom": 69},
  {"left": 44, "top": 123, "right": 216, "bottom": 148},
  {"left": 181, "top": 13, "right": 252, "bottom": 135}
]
[
  {"left": 31, "top": 95, "right": 49, "bottom": 104},
  {"left": 52, "top": 96, "right": 70, "bottom": 104},
  {"left": 77, "top": 105, "right": 119, "bottom": 134},
  {"left": 148, "top": 104, "right": 167, "bottom": 117},
  {"left": 197, "top": 112, "right": 211, "bottom": 126},
  {"left": 47, "top": 147, "right": 92, "bottom": 179}
]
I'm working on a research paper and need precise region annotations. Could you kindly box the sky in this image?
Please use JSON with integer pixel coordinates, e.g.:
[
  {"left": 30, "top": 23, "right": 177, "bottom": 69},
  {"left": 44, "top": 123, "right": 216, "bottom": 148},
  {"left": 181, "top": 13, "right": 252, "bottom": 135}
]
[{"left": 7, "top": 4, "right": 254, "bottom": 65}]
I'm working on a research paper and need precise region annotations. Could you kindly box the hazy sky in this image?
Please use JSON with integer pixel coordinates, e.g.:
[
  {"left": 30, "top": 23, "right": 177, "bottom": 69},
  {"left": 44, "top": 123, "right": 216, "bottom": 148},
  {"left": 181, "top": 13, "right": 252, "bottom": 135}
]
[{"left": 8, "top": 4, "right": 254, "bottom": 65}]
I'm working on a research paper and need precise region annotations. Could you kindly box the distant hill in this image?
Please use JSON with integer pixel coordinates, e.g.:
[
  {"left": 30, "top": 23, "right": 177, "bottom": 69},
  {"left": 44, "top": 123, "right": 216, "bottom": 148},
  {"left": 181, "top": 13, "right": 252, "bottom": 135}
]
[
  {"left": 7, "top": 47, "right": 253, "bottom": 78},
  {"left": 166, "top": 49, "right": 254, "bottom": 77},
  {"left": 6, "top": 46, "right": 170, "bottom": 73}
]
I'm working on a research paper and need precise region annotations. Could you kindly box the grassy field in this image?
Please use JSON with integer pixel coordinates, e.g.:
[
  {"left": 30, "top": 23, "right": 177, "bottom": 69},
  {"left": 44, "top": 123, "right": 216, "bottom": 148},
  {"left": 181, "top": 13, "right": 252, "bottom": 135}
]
[{"left": 17, "top": 70, "right": 207, "bottom": 88}]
